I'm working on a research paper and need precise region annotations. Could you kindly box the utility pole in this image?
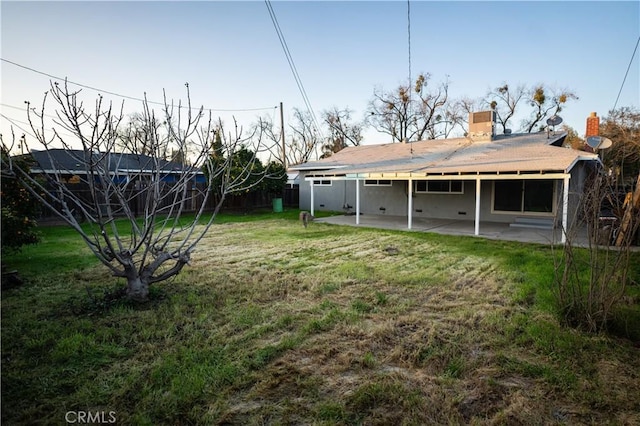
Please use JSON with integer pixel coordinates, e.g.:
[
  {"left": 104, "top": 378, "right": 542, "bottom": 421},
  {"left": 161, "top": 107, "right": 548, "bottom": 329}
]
[{"left": 280, "top": 102, "right": 286, "bottom": 169}]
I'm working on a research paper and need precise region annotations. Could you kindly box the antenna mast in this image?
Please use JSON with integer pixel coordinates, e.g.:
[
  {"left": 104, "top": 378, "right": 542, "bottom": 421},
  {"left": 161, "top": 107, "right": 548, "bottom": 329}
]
[
  {"left": 407, "top": 0, "right": 412, "bottom": 149},
  {"left": 407, "top": 0, "right": 412, "bottom": 145}
]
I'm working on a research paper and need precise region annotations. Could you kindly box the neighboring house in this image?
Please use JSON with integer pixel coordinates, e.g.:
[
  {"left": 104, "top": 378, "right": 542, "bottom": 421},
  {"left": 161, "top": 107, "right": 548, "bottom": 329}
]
[
  {"left": 25, "top": 149, "right": 207, "bottom": 217},
  {"left": 290, "top": 112, "right": 601, "bottom": 243},
  {"left": 27, "top": 149, "right": 205, "bottom": 184},
  {"left": 286, "top": 171, "right": 300, "bottom": 189}
]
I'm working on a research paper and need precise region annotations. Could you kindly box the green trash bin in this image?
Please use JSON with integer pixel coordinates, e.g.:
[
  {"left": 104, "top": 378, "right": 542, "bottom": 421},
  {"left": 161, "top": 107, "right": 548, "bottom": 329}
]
[{"left": 272, "top": 198, "right": 283, "bottom": 213}]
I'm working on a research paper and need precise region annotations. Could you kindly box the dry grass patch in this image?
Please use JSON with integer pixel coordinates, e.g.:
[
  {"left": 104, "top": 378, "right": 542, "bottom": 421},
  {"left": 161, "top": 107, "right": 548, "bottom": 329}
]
[{"left": 2, "top": 218, "right": 639, "bottom": 425}]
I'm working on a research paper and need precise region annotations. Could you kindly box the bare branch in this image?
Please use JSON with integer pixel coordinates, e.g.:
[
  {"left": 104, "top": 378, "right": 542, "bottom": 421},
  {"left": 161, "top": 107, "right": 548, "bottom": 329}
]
[
  {"left": 2, "top": 80, "right": 269, "bottom": 302},
  {"left": 366, "top": 73, "right": 450, "bottom": 143}
]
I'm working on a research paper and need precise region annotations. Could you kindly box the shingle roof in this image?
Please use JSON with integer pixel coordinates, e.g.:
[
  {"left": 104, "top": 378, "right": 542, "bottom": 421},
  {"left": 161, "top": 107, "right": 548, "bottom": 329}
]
[
  {"left": 28, "top": 149, "right": 194, "bottom": 174},
  {"left": 291, "top": 132, "right": 599, "bottom": 177}
]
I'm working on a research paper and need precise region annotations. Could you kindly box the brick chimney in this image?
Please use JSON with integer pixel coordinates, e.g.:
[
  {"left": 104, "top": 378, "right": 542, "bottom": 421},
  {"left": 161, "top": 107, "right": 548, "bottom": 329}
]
[
  {"left": 586, "top": 112, "right": 599, "bottom": 137},
  {"left": 582, "top": 112, "right": 600, "bottom": 153}
]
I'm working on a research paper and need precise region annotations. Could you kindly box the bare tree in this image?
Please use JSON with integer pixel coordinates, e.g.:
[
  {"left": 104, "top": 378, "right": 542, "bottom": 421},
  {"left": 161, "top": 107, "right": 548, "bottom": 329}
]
[
  {"left": 253, "top": 116, "right": 286, "bottom": 166},
  {"left": 425, "top": 98, "right": 470, "bottom": 139},
  {"left": 366, "top": 73, "right": 450, "bottom": 143},
  {"left": 413, "top": 73, "right": 449, "bottom": 140},
  {"left": 1, "top": 81, "right": 266, "bottom": 302},
  {"left": 484, "top": 83, "right": 526, "bottom": 134},
  {"left": 446, "top": 96, "right": 481, "bottom": 137},
  {"left": 479, "top": 83, "right": 578, "bottom": 135},
  {"left": 522, "top": 85, "right": 578, "bottom": 133},
  {"left": 320, "top": 107, "right": 363, "bottom": 158},
  {"left": 366, "top": 83, "right": 411, "bottom": 143},
  {"left": 116, "top": 112, "right": 163, "bottom": 156},
  {"left": 287, "top": 108, "right": 321, "bottom": 165},
  {"left": 254, "top": 111, "right": 315, "bottom": 166}
]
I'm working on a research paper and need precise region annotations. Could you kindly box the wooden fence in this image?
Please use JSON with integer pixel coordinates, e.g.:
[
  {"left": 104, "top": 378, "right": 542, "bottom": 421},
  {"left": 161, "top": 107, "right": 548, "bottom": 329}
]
[{"left": 36, "top": 182, "right": 299, "bottom": 221}]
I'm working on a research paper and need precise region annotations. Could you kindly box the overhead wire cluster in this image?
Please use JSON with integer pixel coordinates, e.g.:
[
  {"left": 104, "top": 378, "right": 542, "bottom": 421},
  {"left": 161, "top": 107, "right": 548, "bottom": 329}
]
[
  {"left": 0, "top": 113, "right": 34, "bottom": 140},
  {"left": 0, "top": 58, "right": 278, "bottom": 114},
  {"left": 0, "top": 57, "right": 281, "bottom": 147},
  {"left": 264, "top": 0, "right": 324, "bottom": 141}
]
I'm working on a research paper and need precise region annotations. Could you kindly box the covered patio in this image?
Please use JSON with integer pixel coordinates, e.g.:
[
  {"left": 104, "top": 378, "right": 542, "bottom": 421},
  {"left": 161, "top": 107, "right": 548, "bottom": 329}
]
[{"left": 307, "top": 172, "right": 573, "bottom": 242}]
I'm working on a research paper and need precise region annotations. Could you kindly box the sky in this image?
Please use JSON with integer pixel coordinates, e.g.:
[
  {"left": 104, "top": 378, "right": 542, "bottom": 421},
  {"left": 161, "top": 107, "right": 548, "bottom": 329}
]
[{"left": 1, "top": 0, "right": 639, "bottom": 159}]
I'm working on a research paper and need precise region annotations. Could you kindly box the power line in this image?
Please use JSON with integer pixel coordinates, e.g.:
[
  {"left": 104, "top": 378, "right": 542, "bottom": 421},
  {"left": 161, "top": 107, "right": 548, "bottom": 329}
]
[
  {"left": 1, "top": 102, "right": 60, "bottom": 120},
  {"left": 264, "top": 0, "right": 320, "bottom": 132},
  {"left": 1, "top": 58, "right": 278, "bottom": 113},
  {"left": 0, "top": 114, "right": 31, "bottom": 127},
  {"left": 0, "top": 103, "right": 26, "bottom": 112},
  {"left": 264, "top": 0, "right": 324, "bottom": 140},
  {"left": 1, "top": 113, "right": 79, "bottom": 142},
  {"left": 612, "top": 36, "right": 640, "bottom": 112},
  {"left": 0, "top": 113, "right": 39, "bottom": 142}
]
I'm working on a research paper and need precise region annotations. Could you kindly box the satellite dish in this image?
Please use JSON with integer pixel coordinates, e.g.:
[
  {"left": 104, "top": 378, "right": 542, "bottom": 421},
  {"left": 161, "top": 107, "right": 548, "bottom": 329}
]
[
  {"left": 546, "top": 115, "right": 563, "bottom": 126},
  {"left": 598, "top": 137, "right": 613, "bottom": 150},
  {"left": 586, "top": 136, "right": 602, "bottom": 149}
]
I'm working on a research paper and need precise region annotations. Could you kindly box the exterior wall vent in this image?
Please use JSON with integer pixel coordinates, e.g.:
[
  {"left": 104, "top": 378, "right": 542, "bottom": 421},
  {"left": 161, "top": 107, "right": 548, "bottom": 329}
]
[{"left": 468, "top": 111, "right": 496, "bottom": 141}]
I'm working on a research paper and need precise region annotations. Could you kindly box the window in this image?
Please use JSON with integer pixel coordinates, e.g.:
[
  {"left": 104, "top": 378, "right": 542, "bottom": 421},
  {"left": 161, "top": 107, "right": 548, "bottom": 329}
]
[
  {"left": 364, "top": 179, "right": 392, "bottom": 186},
  {"left": 415, "top": 180, "right": 463, "bottom": 194},
  {"left": 493, "top": 181, "right": 521, "bottom": 211},
  {"left": 523, "top": 180, "right": 555, "bottom": 213},
  {"left": 312, "top": 179, "right": 332, "bottom": 186},
  {"left": 493, "top": 180, "right": 554, "bottom": 213}
]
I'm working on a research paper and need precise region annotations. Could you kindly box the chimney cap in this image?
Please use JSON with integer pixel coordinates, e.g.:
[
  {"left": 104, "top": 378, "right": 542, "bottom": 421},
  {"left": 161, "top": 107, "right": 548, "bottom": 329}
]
[{"left": 590, "top": 112, "right": 597, "bottom": 117}]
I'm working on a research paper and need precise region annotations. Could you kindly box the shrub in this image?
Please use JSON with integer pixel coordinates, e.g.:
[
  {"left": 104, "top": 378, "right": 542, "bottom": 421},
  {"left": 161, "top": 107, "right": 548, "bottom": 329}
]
[
  {"left": 1, "top": 149, "right": 41, "bottom": 252},
  {"left": 554, "top": 171, "right": 639, "bottom": 333}
]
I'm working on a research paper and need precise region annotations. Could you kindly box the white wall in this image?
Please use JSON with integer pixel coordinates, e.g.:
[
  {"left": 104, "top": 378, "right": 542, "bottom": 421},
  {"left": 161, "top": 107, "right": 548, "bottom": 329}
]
[{"left": 299, "top": 174, "right": 586, "bottom": 226}]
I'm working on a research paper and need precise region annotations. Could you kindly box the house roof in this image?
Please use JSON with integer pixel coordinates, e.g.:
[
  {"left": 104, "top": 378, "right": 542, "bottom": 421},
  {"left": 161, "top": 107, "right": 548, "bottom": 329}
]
[
  {"left": 27, "top": 149, "right": 197, "bottom": 174},
  {"left": 290, "top": 132, "right": 599, "bottom": 178}
]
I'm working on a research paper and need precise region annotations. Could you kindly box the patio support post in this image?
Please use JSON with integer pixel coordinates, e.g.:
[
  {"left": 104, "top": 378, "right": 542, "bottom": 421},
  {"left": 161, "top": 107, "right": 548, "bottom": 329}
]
[
  {"left": 310, "top": 179, "right": 315, "bottom": 217},
  {"left": 562, "top": 175, "right": 569, "bottom": 244},
  {"left": 475, "top": 177, "right": 481, "bottom": 236},
  {"left": 407, "top": 178, "right": 413, "bottom": 230},
  {"left": 355, "top": 179, "right": 360, "bottom": 225}
]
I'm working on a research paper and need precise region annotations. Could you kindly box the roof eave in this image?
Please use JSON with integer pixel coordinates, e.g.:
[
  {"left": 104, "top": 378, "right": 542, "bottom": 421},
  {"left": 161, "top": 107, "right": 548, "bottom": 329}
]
[{"left": 288, "top": 164, "right": 347, "bottom": 172}]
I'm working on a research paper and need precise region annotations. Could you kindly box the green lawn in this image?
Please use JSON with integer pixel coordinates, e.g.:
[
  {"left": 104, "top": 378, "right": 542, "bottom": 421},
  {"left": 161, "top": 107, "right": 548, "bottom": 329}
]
[{"left": 2, "top": 210, "right": 639, "bottom": 425}]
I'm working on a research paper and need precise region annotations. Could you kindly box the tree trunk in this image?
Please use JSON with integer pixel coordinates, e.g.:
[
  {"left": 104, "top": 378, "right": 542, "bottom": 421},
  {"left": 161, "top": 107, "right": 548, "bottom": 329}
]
[{"left": 124, "top": 265, "right": 149, "bottom": 302}]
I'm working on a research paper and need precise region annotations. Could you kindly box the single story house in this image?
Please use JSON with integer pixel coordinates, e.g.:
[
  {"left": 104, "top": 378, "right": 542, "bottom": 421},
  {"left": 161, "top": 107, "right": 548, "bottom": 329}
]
[
  {"left": 21, "top": 148, "right": 208, "bottom": 217},
  {"left": 290, "top": 112, "right": 601, "bottom": 243},
  {"left": 26, "top": 149, "right": 205, "bottom": 184}
]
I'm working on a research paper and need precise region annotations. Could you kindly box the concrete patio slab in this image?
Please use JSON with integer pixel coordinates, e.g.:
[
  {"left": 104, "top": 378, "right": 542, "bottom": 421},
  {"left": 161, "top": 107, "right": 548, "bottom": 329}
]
[{"left": 315, "top": 214, "right": 589, "bottom": 246}]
